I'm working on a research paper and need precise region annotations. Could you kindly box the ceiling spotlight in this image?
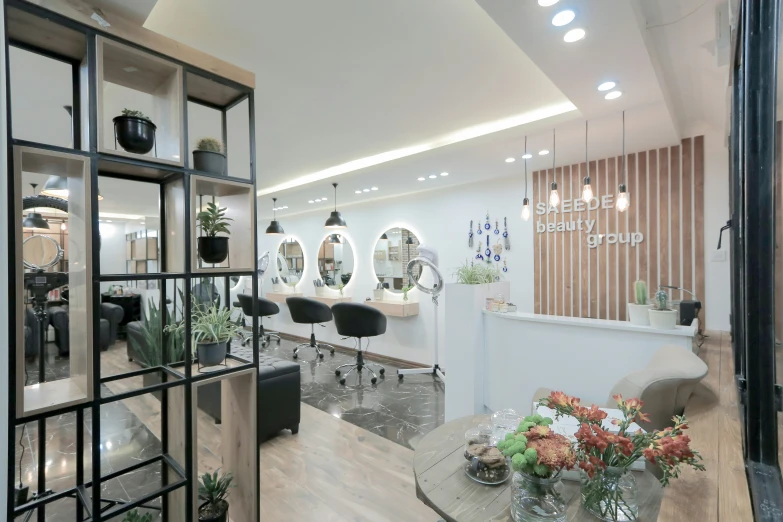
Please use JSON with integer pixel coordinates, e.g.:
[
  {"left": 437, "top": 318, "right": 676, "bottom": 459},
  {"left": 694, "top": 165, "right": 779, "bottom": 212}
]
[
  {"left": 605, "top": 90, "right": 623, "bottom": 100},
  {"left": 316, "top": 198, "right": 322, "bottom": 202},
  {"left": 355, "top": 190, "right": 362, "bottom": 194},
  {"left": 363, "top": 188, "right": 370, "bottom": 192},
  {"left": 538, "top": 0, "right": 559, "bottom": 5},
  {"left": 522, "top": 154, "right": 533, "bottom": 159},
  {"left": 564, "top": 28, "right": 586, "bottom": 42},
  {"left": 440, "top": 172, "right": 449, "bottom": 177},
  {"left": 428, "top": 174, "right": 437, "bottom": 179},
  {"left": 418, "top": 177, "right": 425, "bottom": 181},
  {"left": 552, "top": 10, "right": 575, "bottom": 26},
  {"left": 282, "top": 206, "right": 288, "bottom": 209},
  {"left": 505, "top": 157, "right": 516, "bottom": 163},
  {"left": 309, "top": 200, "right": 315, "bottom": 203},
  {"left": 371, "top": 186, "right": 379, "bottom": 190},
  {"left": 539, "top": 149, "right": 550, "bottom": 155},
  {"left": 322, "top": 197, "right": 327, "bottom": 200},
  {"left": 598, "top": 81, "right": 616, "bottom": 91}
]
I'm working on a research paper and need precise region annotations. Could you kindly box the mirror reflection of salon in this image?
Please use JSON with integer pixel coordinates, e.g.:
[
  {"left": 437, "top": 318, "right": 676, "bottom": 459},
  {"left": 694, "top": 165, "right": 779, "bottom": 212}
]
[
  {"left": 373, "top": 228, "right": 420, "bottom": 292},
  {"left": 277, "top": 239, "right": 303, "bottom": 286},
  {"left": 317, "top": 234, "right": 353, "bottom": 289}
]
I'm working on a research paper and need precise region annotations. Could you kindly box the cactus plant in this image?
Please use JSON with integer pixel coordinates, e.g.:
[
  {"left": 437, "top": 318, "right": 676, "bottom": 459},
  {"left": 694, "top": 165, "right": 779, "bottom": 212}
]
[
  {"left": 634, "top": 280, "right": 648, "bottom": 305},
  {"left": 655, "top": 289, "right": 669, "bottom": 311},
  {"left": 121, "top": 108, "right": 151, "bottom": 122},
  {"left": 196, "top": 137, "right": 223, "bottom": 153}
]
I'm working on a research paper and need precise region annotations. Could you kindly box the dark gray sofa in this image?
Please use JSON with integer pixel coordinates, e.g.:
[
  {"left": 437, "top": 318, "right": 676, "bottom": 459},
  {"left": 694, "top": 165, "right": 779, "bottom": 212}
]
[{"left": 48, "top": 303, "right": 124, "bottom": 355}]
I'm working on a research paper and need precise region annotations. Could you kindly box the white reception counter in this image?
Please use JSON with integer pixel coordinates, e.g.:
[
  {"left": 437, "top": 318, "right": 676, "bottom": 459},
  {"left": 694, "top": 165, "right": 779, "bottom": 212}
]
[{"left": 445, "top": 304, "right": 698, "bottom": 421}]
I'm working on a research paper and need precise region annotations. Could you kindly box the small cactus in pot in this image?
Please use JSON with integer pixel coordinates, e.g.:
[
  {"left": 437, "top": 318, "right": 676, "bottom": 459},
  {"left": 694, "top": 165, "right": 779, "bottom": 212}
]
[
  {"left": 634, "top": 280, "right": 648, "bottom": 305},
  {"left": 655, "top": 289, "right": 669, "bottom": 311},
  {"left": 649, "top": 288, "right": 678, "bottom": 329},
  {"left": 193, "top": 136, "right": 227, "bottom": 176},
  {"left": 627, "top": 280, "right": 651, "bottom": 326}
]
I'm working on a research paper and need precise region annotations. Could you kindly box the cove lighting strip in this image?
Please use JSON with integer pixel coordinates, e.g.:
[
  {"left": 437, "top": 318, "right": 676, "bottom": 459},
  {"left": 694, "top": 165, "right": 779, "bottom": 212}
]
[{"left": 257, "top": 101, "right": 577, "bottom": 196}]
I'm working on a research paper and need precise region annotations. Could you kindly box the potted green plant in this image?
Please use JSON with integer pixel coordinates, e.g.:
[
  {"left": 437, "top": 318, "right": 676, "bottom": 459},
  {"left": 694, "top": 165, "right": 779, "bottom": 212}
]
[
  {"left": 338, "top": 282, "right": 345, "bottom": 297},
  {"left": 193, "top": 137, "right": 226, "bottom": 176},
  {"left": 627, "top": 280, "right": 651, "bottom": 326},
  {"left": 648, "top": 289, "right": 678, "bottom": 329},
  {"left": 453, "top": 261, "right": 501, "bottom": 284},
  {"left": 197, "top": 201, "right": 233, "bottom": 264},
  {"left": 167, "top": 301, "right": 241, "bottom": 367},
  {"left": 122, "top": 509, "right": 153, "bottom": 522},
  {"left": 402, "top": 285, "right": 413, "bottom": 301},
  {"left": 113, "top": 108, "right": 156, "bottom": 154},
  {"left": 198, "top": 469, "right": 233, "bottom": 522}
]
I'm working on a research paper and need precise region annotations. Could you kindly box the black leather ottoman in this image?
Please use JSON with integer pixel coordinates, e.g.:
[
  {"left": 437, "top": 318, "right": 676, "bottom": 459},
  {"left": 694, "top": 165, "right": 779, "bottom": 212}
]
[{"left": 197, "top": 345, "right": 301, "bottom": 442}]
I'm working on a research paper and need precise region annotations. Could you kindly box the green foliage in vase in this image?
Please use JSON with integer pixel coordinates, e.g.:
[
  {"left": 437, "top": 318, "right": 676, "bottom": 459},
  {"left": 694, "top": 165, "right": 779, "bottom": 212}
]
[
  {"left": 120, "top": 108, "right": 151, "bottom": 122},
  {"left": 122, "top": 509, "right": 153, "bottom": 522},
  {"left": 655, "top": 289, "right": 669, "bottom": 311},
  {"left": 196, "top": 137, "right": 223, "bottom": 153},
  {"left": 634, "top": 280, "right": 647, "bottom": 305},
  {"left": 165, "top": 301, "right": 241, "bottom": 351},
  {"left": 198, "top": 469, "right": 234, "bottom": 519},
  {"left": 453, "top": 261, "right": 501, "bottom": 284},
  {"left": 129, "top": 292, "right": 186, "bottom": 368},
  {"left": 197, "top": 201, "right": 233, "bottom": 237}
]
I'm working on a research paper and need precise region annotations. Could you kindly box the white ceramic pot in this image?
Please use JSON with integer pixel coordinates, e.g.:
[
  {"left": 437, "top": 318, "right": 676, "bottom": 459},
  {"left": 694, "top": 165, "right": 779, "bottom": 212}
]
[
  {"left": 315, "top": 286, "right": 326, "bottom": 297},
  {"left": 272, "top": 283, "right": 282, "bottom": 293},
  {"left": 648, "top": 309, "right": 678, "bottom": 329},
  {"left": 373, "top": 289, "right": 384, "bottom": 301},
  {"left": 627, "top": 303, "right": 652, "bottom": 326}
]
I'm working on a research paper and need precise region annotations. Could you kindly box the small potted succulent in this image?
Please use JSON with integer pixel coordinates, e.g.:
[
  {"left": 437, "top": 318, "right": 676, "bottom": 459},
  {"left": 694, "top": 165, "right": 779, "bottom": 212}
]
[
  {"left": 648, "top": 288, "right": 678, "bottom": 329},
  {"left": 113, "top": 108, "right": 156, "bottom": 154},
  {"left": 198, "top": 469, "right": 234, "bottom": 522},
  {"left": 166, "top": 302, "right": 241, "bottom": 367},
  {"left": 122, "top": 509, "right": 152, "bottom": 522},
  {"left": 402, "top": 285, "right": 413, "bottom": 301},
  {"left": 627, "top": 280, "right": 651, "bottom": 326},
  {"left": 338, "top": 282, "right": 345, "bottom": 297},
  {"left": 193, "top": 137, "right": 227, "bottom": 176},
  {"left": 197, "top": 201, "right": 232, "bottom": 264}
]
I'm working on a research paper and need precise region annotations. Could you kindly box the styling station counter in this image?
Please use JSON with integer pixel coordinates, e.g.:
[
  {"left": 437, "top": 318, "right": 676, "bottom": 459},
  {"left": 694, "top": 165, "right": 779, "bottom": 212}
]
[{"left": 445, "top": 301, "right": 698, "bottom": 421}]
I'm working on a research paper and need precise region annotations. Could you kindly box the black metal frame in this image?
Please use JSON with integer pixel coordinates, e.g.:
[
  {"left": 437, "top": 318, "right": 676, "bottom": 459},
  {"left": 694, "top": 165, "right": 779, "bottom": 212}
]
[
  {"left": 730, "top": 1, "right": 783, "bottom": 520},
  {"left": 3, "top": 1, "right": 261, "bottom": 520}
]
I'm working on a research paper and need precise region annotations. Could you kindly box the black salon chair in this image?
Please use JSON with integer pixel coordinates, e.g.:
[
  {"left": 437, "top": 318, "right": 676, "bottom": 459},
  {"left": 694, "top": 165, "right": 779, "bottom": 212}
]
[
  {"left": 236, "top": 294, "right": 281, "bottom": 347},
  {"left": 286, "top": 297, "right": 335, "bottom": 359},
  {"left": 331, "top": 302, "right": 387, "bottom": 385}
]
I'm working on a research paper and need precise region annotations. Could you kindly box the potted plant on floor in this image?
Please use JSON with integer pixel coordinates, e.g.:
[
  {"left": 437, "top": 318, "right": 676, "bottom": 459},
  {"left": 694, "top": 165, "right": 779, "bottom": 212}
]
[
  {"left": 113, "top": 108, "right": 156, "bottom": 154},
  {"left": 627, "top": 280, "right": 651, "bottom": 326},
  {"left": 197, "top": 201, "right": 233, "bottom": 264},
  {"left": 540, "top": 391, "right": 704, "bottom": 522},
  {"left": 122, "top": 509, "right": 152, "bottom": 522},
  {"left": 497, "top": 413, "right": 576, "bottom": 522},
  {"left": 648, "top": 288, "right": 678, "bottom": 329},
  {"left": 193, "top": 137, "right": 227, "bottom": 176},
  {"left": 198, "top": 469, "right": 234, "bottom": 522}
]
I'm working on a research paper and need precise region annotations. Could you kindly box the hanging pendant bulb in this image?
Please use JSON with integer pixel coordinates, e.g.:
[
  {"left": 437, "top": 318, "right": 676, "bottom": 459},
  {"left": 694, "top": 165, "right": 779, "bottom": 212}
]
[
  {"left": 324, "top": 183, "right": 347, "bottom": 229},
  {"left": 547, "top": 129, "right": 560, "bottom": 207},
  {"left": 265, "top": 197, "right": 285, "bottom": 235},
  {"left": 582, "top": 120, "right": 593, "bottom": 202},
  {"left": 617, "top": 110, "right": 630, "bottom": 212},
  {"left": 521, "top": 197, "right": 531, "bottom": 221}
]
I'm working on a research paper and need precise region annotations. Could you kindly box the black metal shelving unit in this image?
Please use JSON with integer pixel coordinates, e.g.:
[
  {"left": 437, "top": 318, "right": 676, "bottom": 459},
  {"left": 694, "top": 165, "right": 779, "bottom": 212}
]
[{"left": 4, "top": 1, "right": 261, "bottom": 520}]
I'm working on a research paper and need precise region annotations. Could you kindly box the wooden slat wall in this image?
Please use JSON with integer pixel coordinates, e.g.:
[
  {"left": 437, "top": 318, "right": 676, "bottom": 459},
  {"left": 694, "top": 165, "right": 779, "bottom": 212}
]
[{"left": 532, "top": 137, "right": 705, "bottom": 320}]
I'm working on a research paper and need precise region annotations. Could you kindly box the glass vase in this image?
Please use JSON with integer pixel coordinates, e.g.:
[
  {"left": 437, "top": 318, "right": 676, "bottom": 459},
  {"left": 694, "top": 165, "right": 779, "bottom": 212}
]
[
  {"left": 580, "top": 467, "right": 639, "bottom": 521},
  {"left": 510, "top": 471, "right": 567, "bottom": 522}
]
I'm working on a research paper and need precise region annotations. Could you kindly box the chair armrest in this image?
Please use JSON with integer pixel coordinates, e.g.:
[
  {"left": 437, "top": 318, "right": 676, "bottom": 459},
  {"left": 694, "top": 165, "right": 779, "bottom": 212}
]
[
  {"left": 100, "top": 302, "right": 124, "bottom": 323},
  {"left": 530, "top": 387, "right": 555, "bottom": 415}
]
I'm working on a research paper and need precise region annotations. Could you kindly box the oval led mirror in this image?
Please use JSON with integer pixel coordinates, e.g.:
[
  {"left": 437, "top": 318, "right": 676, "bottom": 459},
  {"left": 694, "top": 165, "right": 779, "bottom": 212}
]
[
  {"left": 258, "top": 251, "right": 270, "bottom": 278},
  {"left": 277, "top": 239, "right": 303, "bottom": 286},
  {"left": 23, "top": 235, "right": 63, "bottom": 270},
  {"left": 373, "top": 227, "right": 420, "bottom": 292},
  {"left": 317, "top": 234, "right": 354, "bottom": 288}
]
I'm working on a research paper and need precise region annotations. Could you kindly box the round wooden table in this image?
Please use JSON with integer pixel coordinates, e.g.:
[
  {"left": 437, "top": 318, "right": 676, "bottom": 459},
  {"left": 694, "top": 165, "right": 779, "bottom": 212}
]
[{"left": 413, "top": 415, "right": 663, "bottom": 522}]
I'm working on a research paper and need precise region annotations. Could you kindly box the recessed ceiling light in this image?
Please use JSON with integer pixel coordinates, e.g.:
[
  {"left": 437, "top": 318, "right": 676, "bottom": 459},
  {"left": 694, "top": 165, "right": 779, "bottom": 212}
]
[
  {"left": 105, "top": 220, "right": 112, "bottom": 223},
  {"left": 552, "top": 10, "right": 575, "bottom": 26},
  {"left": 522, "top": 153, "right": 533, "bottom": 159},
  {"left": 282, "top": 206, "right": 288, "bottom": 209},
  {"left": 538, "top": 0, "right": 559, "bottom": 5},
  {"left": 598, "top": 81, "right": 616, "bottom": 91},
  {"left": 418, "top": 177, "right": 425, "bottom": 181},
  {"left": 539, "top": 149, "right": 550, "bottom": 155},
  {"left": 505, "top": 157, "right": 516, "bottom": 163},
  {"left": 428, "top": 174, "right": 437, "bottom": 179},
  {"left": 371, "top": 186, "right": 379, "bottom": 190},
  {"left": 605, "top": 90, "right": 623, "bottom": 100},
  {"left": 440, "top": 172, "right": 449, "bottom": 176},
  {"left": 309, "top": 200, "right": 315, "bottom": 203},
  {"left": 315, "top": 198, "right": 322, "bottom": 202},
  {"left": 354, "top": 190, "right": 362, "bottom": 194},
  {"left": 363, "top": 188, "right": 370, "bottom": 192},
  {"left": 564, "top": 28, "right": 586, "bottom": 42}
]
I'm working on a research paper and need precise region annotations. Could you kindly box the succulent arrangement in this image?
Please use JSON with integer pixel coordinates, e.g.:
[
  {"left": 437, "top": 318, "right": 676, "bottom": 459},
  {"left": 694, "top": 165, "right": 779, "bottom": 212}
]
[
  {"left": 196, "top": 137, "right": 224, "bottom": 153},
  {"left": 655, "top": 289, "right": 670, "bottom": 311},
  {"left": 634, "top": 280, "right": 648, "bottom": 305},
  {"left": 197, "top": 202, "right": 233, "bottom": 238},
  {"left": 121, "top": 509, "right": 153, "bottom": 522},
  {"left": 454, "top": 261, "right": 501, "bottom": 284},
  {"left": 121, "top": 108, "right": 151, "bottom": 122},
  {"left": 497, "top": 413, "right": 576, "bottom": 478},
  {"left": 198, "top": 469, "right": 234, "bottom": 520}
]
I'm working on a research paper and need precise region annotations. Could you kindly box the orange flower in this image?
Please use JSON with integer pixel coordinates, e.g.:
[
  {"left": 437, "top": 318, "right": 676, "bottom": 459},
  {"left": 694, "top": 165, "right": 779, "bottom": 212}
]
[
  {"left": 636, "top": 412, "right": 651, "bottom": 424},
  {"left": 527, "top": 432, "right": 577, "bottom": 470},
  {"left": 526, "top": 425, "right": 551, "bottom": 440},
  {"left": 546, "top": 390, "right": 580, "bottom": 409},
  {"left": 625, "top": 398, "right": 643, "bottom": 410}
]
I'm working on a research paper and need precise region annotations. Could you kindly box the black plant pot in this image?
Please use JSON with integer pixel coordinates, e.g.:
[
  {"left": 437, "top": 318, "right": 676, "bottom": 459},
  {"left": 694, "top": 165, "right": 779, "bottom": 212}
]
[
  {"left": 193, "top": 150, "right": 227, "bottom": 176},
  {"left": 197, "top": 341, "right": 228, "bottom": 367},
  {"left": 198, "top": 501, "right": 228, "bottom": 522},
  {"left": 198, "top": 237, "right": 229, "bottom": 264},
  {"left": 113, "top": 115, "right": 156, "bottom": 154}
]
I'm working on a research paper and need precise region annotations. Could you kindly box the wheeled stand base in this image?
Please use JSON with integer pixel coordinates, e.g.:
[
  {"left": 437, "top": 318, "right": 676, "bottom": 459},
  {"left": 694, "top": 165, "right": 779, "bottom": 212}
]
[
  {"left": 293, "top": 326, "right": 335, "bottom": 360},
  {"left": 335, "top": 339, "right": 385, "bottom": 385},
  {"left": 397, "top": 364, "right": 445, "bottom": 382}
]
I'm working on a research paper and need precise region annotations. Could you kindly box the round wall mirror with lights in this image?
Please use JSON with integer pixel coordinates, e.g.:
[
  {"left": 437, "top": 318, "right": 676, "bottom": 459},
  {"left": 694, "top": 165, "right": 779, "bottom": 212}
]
[
  {"left": 373, "top": 227, "right": 421, "bottom": 292},
  {"left": 23, "top": 235, "right": 63, "bottom": 270},
  {"left": 277, "top": 239, "right": 303, "bottom": 285},
  {"left": 317, "top": 234, "right": 354, "bottom": 288}
]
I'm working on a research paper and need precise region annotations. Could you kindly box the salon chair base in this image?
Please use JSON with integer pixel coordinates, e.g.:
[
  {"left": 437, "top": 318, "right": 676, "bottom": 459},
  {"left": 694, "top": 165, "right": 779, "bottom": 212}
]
[{"left": 335, "top": 342, "right": 385, "bottom": 385}]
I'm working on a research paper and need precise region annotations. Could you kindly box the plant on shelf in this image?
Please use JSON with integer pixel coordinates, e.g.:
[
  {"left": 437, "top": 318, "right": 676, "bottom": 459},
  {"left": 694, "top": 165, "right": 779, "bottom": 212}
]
[
  {"left": 122, "top": 509, "right": 153, "bottom": 522},
  {"left": 627, "top": 280, "right": 651, "bottom": 326},
  {"left": 197, "top": 201, "right": 233, "bottom": 264},
  {"left": 194, "top": 137, "right": 227, "bottom": 176},
  {"left": 166, "top": 300, "right": 241, "bottom": 367},
  {"left": 338, "top": 282, "right": 345, "bottom": 297},
  {"left": 113, "top": 108, "right": 157, "bottom": 155},
  {"left": 497, "top": 413, "right": 576, "bottom": 521},
  {"left": 402, "top": 285, "right": 413, "bottom": 301},
  {"left": 648, "top": 288, "right": 678, "bottom": 330},
  {"left": 539, "top": 391, "right": 705, "bottom": 521},
  {"left": 453, "top": 260, "right": 501, "bottom": 284},
  {"left": 198, "top": 469, "right": 234, "bottom": 522},
  {"left": 129, "top": 294, "right": 186, "bottom": 368}
]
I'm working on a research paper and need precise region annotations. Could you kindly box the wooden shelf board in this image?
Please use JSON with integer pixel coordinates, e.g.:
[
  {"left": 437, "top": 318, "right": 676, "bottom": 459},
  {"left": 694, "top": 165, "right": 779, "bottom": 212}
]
[
  {"left": 20, "top": 147, "right": 88, "bottom": 176},
  {"left": 97, "top": 156, "right": 183, "bottom": 181},
  {"left": 23, "top": 378, "right": 88, "bottom": 417},
  {"left": 187, "top": 72, "right": 245, "bottom": 108},
  {"left": 98, "top": 147, "right": 184, "bottom": 168},
  {"left": 365, "top": 300, "right": 419, "bottom": 317},
  {"left": 266, "top": 292, "right": 302, "bottom": 303},
  {"left": 7, "top": 6, "right": 86, "bottom": 61},
  {"left": 192, "top": 265, "right": 254, "bottom": 274},
  {"left": 310, "top": 296, "right": 352, "bottom": 306},
  {"left": 192, "top": 175, "right": 253, "bottom": 197},
  {"left": 102, "top": 37, "right": 179, "bottom": 94}
]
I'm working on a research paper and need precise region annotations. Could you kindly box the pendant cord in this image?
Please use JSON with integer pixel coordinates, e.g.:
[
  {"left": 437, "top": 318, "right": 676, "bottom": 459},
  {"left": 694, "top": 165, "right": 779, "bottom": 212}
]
[
  {"left": 272, "top": 197, "right": 277, "bottom": 220},
  {"left": 552, "top": 129, "right": 556, "bottom": 177},
  {"left": 524, "top": 136, "right": 528, "bottom": 199},
  {"left": 333, "top": 183, "right": 338, "bottom": 211},
  {"left": 621, "top": 111, "right": 626, "bottom": 185},
  {"left": 585, "top": 121, "right": 589, "bottom": 177}
]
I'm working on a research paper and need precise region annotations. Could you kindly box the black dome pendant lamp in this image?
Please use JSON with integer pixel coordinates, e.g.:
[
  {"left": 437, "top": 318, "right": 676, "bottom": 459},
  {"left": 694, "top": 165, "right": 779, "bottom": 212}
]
[
  {"left": 265, "top": 197, "right": 285, "bottom": 235},
  {"left": 324, "top": 182, "right": 347, "bottom": 229}
]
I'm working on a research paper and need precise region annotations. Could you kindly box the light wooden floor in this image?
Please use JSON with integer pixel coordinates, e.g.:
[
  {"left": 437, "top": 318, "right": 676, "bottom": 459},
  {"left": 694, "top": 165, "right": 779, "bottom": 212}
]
[
  {"left": 658, "top": 331, "right": 753, "bottom": 522},
  {"left": 99, "top": 343, "right": 437, "bottom": 521}
]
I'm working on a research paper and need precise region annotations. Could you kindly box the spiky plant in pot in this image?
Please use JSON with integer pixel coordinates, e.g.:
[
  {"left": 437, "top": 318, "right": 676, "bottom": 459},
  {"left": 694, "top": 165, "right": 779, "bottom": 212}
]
[
  {"left": 194, "top": 136, "right": 227, "bottom": 175},
  {"left": 198, "top": 469, "right": 234, "bottom": 521}
]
